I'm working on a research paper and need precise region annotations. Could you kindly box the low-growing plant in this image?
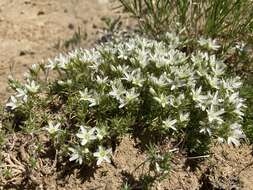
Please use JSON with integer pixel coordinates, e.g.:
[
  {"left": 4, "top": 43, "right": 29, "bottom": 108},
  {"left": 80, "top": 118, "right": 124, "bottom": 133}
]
[
  {"left": 241, "top": 76, "right": 253, "bottom": 143},
  {"left": 121, "top": 144, "right": 172, "bottom": 189},
  {"left": 54, "top": 27, "right": 88, "bottom": 50},
  {"left": 117, "top": 0, "right": 253, "bottom": 40},
  {"left": 137, "top": 144, "right": 171, "bottom": 186},
  {"left": 4, "top": 34, "right": 246, "bottom": 166},
  {"left": 122, "top": 182, "right": 132, "bottom": 190},
  {"left": 101, "top": 16, "right": 122, "bottom": 33}
]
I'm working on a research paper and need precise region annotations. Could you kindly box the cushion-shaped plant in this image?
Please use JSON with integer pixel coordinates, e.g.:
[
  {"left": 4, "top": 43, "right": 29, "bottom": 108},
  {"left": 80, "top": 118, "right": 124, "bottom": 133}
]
[{"left": 6, "top": 34, "right": 245, "bottom": 165}]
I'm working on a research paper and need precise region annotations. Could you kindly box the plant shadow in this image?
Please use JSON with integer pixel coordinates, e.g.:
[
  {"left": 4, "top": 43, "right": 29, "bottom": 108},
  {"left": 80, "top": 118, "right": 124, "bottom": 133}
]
[
  {"left": 56, "top": 159, "right": 98, "bottom": 183},
  {"left": 121, "top": 170, "right": 156, "bottom": 190}
]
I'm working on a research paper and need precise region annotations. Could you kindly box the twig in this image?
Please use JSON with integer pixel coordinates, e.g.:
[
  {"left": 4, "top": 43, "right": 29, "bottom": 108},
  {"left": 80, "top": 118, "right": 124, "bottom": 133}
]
[
  {"left": 238, "top": 160, "right": 253, "bottom": 174},
  {"left": 168, "top": 148, "right": 179, "bottom": 153},
  {"left": 187, "top": 155, "right": 210, "bottom": 159},
  {"left": 131, "top": 158, "right": 148, "bottom": 174}
]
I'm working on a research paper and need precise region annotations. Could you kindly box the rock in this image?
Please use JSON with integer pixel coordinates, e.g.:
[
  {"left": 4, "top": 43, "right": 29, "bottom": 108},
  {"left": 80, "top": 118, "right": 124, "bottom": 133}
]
[
  {"left": 68, "top": 23, "right": 74, "bottom": 30},
  {"left": 37, "top": 11, "right": 45, "bottom": 16}
]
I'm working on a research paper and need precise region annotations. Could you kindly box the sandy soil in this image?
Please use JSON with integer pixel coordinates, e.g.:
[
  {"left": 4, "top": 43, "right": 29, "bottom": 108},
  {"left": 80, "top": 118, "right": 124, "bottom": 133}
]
[
  {"left": 0, "top": 0, "right": 253, "bottom": 189},
  {"left": 2, "top": 133, "right": 253, "bottom": 189},
  {"left": 0, "top": 0, "right": 118, "bottom": 102}
]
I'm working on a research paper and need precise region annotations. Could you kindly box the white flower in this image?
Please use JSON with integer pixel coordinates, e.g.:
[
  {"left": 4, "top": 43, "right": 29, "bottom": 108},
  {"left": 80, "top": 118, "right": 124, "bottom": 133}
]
[
  {"left": 68, "top": 49, "right": 79, "bottom": 59},
  {"left": 76, "top": 126, "right": 96, "bottom": 146},
  {"left": 200, "top": 127, "right": 212, "bottom": 136},
  {"left": 6, "top": 96, "right": 19, "bottom": 110},
  {"left": 111, "top": 65, "right": 129, "bottom": 74},
  {"left": 165, "top": 32, "right": 181, "bottom": 48},
  {"left": 151, "top": 54, "right": 168, "bottom": 68},
  {"left": 88, "top": 97, "right": 99, "bottom": 107},
  {"left": 45, "top": 59, "right": 58, "bottom": 70},
  {"left": 217, "top": 137, "right": 224, "bottom": 143},
  {"left": 191, "top": 86, "right": 208, "bottom": 103},
  {"left": 195, "top": 66, "right": 208, "bottom": 77},
  {"left": 80, "top": 48, "right": 101, "bottom": 63},
  {"left": 44, "top": 121, "right": 60, "bottom": 134},
  {"left": 227, "top": 123, "right": 245, "bottom": 146},
  {"left": 209, "top": 56, "right": 226, "bottom": 76},
  {"left": 233, "top": 102, "right": 245, "bottom": 119},
  {"left": 55, "top": 53, "right": 69, "bottom": 69},
  {"left": 58, "top": 79, "right": 72, "bottom": 86},
  {"left": 79, "top": 89, "right": 99, "bottom": 107},
  {"left": 135, "top": 48, "right": 149, "bottom": 68},
  {"left": 79, "top": 88, "right": 92, "bottom": 101},
  {"left": 175, "top": 65, "right": 193, "bottom": 79},
  {"left": 222, "top": 77, "right": 242, "bottom": 92},
  {"left": 66, "top": 79, "right": 73, "bottom": 85},
  {"left": 126, "top": 39, "right": 136, "bottom": 51},
  {"left": 122, "top": 69, "right": 144, "bottom": 87},
  {"left": 206, "top": 75, "right": 220, "bottom": 89},
  {"left": 149, "top": 74, "right": 168, "bottom": 87},
  {"left": 179, "top": 112, "right": 190, "bottom": 122},
  {"left": 167, "top": 77, "right": 185, "bottom": 90},
  {"left": 16, "top": 88, "right": 28, "bottom": 102},
  {"left": 153, "top": 94, "right": 169, "bottom": 108},
  {"left": 109, "top": 80, "right": 126, "bottom": 101},
  {"left": 119, "top": 88, "right": 139, "bottom": 108},
  {"left": 93, "top": 146, "right": 112, "bottom": 165},
  {"left": 168, "top": 94, "right": 185, "bottom": 108},
  {"left": 162, "top": 117, "right": 177, "bottom": 131},
  {"left": 68, "top": 147, "right": 89, "bottom": 165},
  {"left": 25, "top": 80, "right": 40, "bottom": 93},
  {"left": 228, "top": 92, "right": 240, "bottom": 104},
  {"left": 132, "top": 71, "right": 145, "bottom": 87},
  {"left": 206, "top": 105, "right": 225, "bottom": 124},
  {"left": 227, "top": 93, "right": 245, "bottom": 119},
  {"left": 227, "top": 137, "right": 240, "bottom": 146},
  {"left": 88, "top": 61, "right": 101, "bottom": 72},
  {"left": 118, "top": 47, "right": 129, "bottom": 60},
  {"left": 191, "top": 52, "right": 208, "bottom": 67},
  {"left": 149, "top": 87, "right": 157, "bottom": 96},
  {"left": 207, "top": 91, "right": 223, "bottom": 106},
  {"left": 96, "top": 75, "right": 108, "bottom": 85},
  {"left": 198, "top": 37, "right": 220, "bottom": 51},
  {"left": 199, "top": 121, "right": 212, "bottom": 136},
  {"left": 31, "top": 64, "right": 40, "bottom": 72},
  {"left": 155, "top": 162, "right": 162, "bottom": 173}
]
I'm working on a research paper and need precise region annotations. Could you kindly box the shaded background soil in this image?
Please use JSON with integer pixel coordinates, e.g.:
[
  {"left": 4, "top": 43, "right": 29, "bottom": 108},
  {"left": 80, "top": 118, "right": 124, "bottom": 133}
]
[{"left": 0, "top": 0, "right": 253, "bottom": 189}]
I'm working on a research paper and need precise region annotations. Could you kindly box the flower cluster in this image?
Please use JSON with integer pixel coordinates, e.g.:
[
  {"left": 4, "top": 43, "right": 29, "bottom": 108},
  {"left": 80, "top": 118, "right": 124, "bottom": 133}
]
[
  {"left": 6, "top": 33, "right": 246, "bottom": 166},
  {"left": 6, "top": 78, "right": 40, "bottom": 110}
]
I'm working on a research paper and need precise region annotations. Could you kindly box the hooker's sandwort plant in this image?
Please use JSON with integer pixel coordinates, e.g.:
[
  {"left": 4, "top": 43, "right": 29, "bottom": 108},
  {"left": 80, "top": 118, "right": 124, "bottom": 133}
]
[{"left": 4, "top": 33, "right": 246, "bottom": 166}]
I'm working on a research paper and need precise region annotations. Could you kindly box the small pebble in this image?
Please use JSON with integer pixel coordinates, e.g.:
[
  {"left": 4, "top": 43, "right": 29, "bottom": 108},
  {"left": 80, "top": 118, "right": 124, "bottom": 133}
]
[
  {"left": 37, "top": 11, "right": 45, "bottom": 16},
  {"left": 68, "top": 23, "right": 74, "bottom": 30},
  {"left": 19, "top": 51, "right": 26, "bottom": 56}
]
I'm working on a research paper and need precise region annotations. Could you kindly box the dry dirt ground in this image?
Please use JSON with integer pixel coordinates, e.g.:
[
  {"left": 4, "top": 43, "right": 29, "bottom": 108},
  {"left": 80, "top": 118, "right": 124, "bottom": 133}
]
[
  {"left": 0, "top": 0, "right": 119, "bottom": 102},
  {"left": 0, "top": 0, "right": 253, "bottom": 190}
]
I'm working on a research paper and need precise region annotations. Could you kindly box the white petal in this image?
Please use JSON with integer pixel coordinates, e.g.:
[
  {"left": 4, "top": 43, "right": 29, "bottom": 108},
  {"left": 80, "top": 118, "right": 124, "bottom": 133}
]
[{"left": 97, "top": 158, "right": 103, "bottom": 165}]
